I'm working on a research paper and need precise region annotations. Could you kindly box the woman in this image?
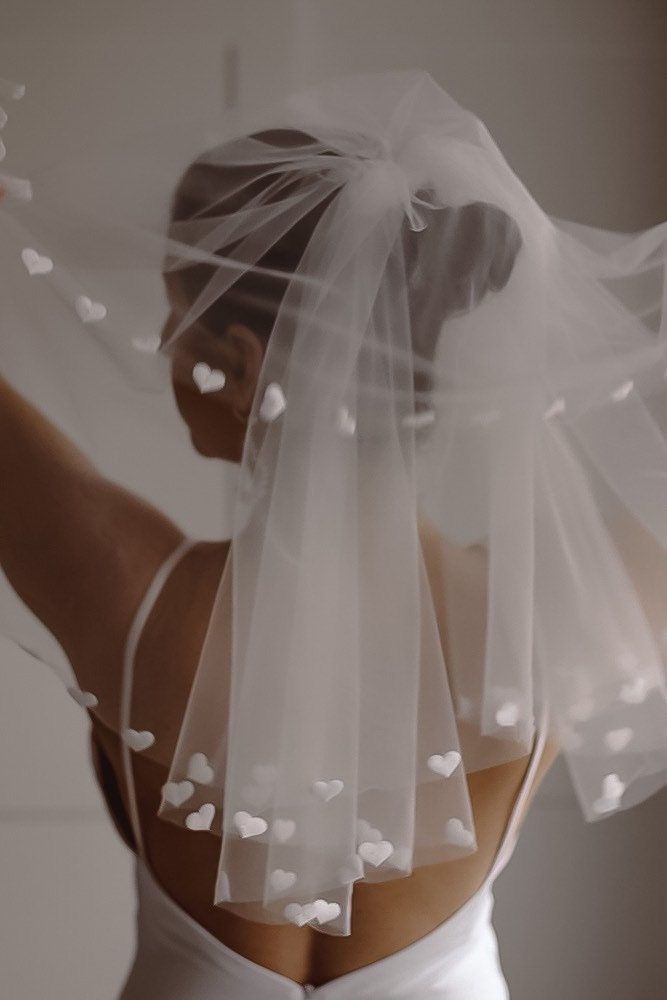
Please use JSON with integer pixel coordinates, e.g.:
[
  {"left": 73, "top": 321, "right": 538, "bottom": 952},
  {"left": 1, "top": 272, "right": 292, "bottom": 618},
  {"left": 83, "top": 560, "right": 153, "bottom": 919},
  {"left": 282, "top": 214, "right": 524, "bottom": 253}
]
[{"left": 1, "top": 70, "right": 665, "bottom": 997}]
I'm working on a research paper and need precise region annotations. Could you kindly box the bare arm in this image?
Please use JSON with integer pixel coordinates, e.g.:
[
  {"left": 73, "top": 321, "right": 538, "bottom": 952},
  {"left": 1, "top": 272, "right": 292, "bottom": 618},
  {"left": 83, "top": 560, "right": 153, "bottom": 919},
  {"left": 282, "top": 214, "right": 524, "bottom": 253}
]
[{"left": 0, "top": 372, "right": 183, "bottom": 656}]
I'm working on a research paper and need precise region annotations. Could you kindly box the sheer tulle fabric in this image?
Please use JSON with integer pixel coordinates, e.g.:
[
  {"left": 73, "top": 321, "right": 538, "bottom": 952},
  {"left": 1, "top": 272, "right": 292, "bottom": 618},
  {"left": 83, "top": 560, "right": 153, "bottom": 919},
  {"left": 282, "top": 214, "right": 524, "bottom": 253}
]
[{"left": 1, "top": 69, "right": 666, "bottom": 936}]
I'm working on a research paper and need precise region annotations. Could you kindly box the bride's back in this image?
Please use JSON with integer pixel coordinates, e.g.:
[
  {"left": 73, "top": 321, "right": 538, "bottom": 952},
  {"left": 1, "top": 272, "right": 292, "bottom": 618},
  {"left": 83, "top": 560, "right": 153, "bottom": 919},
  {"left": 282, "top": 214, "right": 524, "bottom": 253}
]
[{"left": 83, "top": 527, "right": 559, "bottom": 988}]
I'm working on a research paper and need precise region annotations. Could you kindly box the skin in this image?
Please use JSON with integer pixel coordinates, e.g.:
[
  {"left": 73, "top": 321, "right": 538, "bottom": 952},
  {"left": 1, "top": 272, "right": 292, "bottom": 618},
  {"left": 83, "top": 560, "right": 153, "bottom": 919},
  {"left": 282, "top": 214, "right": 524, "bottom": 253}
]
[
  {"left": 162, "top": 272, "right": 264, "bottom": 463},
  {"left": 0, "top": 286, "right": 562, "bottom": 987}
]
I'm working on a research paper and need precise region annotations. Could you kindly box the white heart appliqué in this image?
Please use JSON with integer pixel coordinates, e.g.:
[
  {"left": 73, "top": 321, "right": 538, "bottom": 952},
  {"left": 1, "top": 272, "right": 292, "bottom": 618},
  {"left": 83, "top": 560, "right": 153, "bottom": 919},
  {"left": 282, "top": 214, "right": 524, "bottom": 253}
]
[
  {"left": 601, "top": 773, "right": 625, "bottom": 799},
  {"left": 284, "top": 902, "right": 318, "bottom": 927},
  {"left": 272, "top": 818, "right": 296, "bottom": 843},
  {"left": 161, "top": 780, "right": 195, "bottom": 807},
  {"left": 122, "top": 728, "right": 155, "bottom": 752},
  {"left": 185, "top": 802, "right": 215, "bottom": 831},
  {"left": 67, "top": 687, "right": 98, "bottom": 709},
  {"left": 312, "top": 899, "right": 341, "bottom": 925},
  {"left": 311, "top": 779, "right": 344, "bottom": 802},
  {"left": 22, "top": 247, "right": 53, "bottom": 275},
  {"left": 192, "top": 362, "right": 226, "bottom": 394},
  {"left": 592, "top": 773, "right": 626, "bottom": 814},
  {"left": 131, "top": 334, "right": 161, "bottom": 354},
  {"left": 358, "top": 840, "right": 394, "bottom": 867},
  {"left": 187, "top": 752, "right": 214, "bottom": 785},
  {"left": 269, "top": 868, "right": 297, "bottom": 893},
  {"left": 604, "top": 727, "right": 633, "bottom": 753},
  {"left": 444, "top": 817, "right": 475, "bottom": 849},
  {"left": 233, "top": 810, "right": 268, "bottom": 838},
  {"left": 495, "top": 701, "right": 520, "bottom": 727},
  {"left": 427, "top": 751, "right": 461, "bottom": 778},
  {"left": 75, "top": 295, "right": 107, "bottom": 323},
  {"left": 259, "top": 382, "right": 287, "bottom": 422}
]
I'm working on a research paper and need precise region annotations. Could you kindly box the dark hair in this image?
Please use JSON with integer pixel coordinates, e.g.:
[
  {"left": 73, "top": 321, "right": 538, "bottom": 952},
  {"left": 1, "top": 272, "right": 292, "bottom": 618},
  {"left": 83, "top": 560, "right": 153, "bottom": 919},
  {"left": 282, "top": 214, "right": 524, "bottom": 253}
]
[
  {"left": 167, "top": 129, "right": 341, "bottom": 344},
  {"left": 167, "top": 128, "right": 523, "bottom": 395}
]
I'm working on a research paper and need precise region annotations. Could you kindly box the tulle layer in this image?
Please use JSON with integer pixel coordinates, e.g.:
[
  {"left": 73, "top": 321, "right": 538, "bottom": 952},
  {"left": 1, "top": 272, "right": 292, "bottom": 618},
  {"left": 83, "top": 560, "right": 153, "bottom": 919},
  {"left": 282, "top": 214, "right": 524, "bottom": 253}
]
[{"left": 1, "top": 69, "right": 666, "bottom": 935}]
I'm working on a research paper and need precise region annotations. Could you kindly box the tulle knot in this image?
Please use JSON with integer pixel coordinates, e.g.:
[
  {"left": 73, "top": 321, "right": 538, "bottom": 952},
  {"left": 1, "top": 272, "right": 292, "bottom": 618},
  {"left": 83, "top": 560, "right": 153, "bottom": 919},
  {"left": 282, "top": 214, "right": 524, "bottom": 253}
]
[{"left": 354, "top": 155, "right": 433, "bottom": 232}]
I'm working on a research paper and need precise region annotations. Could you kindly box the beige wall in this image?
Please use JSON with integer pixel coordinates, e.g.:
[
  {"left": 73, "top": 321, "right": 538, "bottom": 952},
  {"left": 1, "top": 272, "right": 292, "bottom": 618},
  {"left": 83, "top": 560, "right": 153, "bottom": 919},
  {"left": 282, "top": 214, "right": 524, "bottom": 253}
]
[{"left": 1, "top": 2, "right": 665, "bottom": 998}]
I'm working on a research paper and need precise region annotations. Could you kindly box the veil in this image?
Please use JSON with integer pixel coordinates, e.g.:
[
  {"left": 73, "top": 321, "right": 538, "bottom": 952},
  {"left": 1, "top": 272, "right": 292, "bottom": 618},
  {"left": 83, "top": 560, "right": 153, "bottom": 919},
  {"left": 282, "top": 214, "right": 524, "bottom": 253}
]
[{"left": 1, "top": 68, "right": 666, "bottom": 936}]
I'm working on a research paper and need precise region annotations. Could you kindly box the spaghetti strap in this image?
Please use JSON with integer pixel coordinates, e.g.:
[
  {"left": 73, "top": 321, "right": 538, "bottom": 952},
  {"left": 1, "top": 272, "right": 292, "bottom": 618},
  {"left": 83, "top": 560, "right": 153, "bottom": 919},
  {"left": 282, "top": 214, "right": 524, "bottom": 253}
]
[
  {"left": 119, "top": 535, "right": 199, "bottom": 862},
  {"left": 485, "top": 697, "right": 551, "bottom": 885}
]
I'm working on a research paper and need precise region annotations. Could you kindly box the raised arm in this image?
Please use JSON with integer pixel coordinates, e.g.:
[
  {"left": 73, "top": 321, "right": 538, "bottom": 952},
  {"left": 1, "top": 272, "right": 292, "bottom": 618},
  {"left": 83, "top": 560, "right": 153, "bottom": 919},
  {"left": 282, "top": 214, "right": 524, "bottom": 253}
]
[{"left": 0, "top": 372, "right": 183, "bottom": 657}]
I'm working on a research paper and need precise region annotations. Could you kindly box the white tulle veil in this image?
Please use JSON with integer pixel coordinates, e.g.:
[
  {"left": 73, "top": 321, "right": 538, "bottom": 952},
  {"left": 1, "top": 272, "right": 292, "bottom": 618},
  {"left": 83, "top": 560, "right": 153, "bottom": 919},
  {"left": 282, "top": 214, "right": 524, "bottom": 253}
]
[{"left": 1, "top": 68, "right": 666, "bottom": 935}]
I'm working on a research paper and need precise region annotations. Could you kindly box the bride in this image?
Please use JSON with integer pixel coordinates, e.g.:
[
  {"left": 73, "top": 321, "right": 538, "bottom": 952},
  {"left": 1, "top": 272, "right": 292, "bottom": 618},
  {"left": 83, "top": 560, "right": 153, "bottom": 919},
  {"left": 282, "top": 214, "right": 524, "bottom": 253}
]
[{"left": 1, "top": 70, "right": 665, "bottom": 997}]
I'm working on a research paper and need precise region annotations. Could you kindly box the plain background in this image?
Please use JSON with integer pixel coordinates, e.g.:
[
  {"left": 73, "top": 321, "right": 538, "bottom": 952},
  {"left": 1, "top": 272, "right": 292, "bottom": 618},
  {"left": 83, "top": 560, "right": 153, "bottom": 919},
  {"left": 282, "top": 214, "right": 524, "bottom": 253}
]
[{"left": 1, "top": 2, "right": 666, "bottom": 998}]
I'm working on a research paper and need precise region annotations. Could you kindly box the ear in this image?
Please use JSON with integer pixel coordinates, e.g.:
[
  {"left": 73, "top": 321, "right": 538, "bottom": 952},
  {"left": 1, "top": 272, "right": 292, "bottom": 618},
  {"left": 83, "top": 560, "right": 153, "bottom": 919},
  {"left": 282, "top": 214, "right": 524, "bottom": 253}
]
[{"left": 224, "top": 322, "right": 265, "bottom": 414}]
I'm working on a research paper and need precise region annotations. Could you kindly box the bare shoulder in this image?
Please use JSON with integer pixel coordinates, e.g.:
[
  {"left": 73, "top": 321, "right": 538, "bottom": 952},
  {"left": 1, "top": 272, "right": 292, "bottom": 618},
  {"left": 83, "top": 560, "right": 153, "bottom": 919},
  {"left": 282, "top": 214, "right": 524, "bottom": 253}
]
[
  {"left": 57, "top": 482, "right": 186, "bottom": 715},
  {"left": 87, "top": 536, "right": 230, "bottom": 751}
]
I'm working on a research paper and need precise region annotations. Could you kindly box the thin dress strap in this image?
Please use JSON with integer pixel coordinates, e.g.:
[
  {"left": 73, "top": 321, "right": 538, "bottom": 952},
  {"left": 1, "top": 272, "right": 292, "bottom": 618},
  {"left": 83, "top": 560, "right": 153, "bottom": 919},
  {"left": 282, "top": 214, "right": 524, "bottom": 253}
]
[
  {"left": 119, "top": 535, "right": 198, "bottom": 862},
  {"left": 485, "top": 696, "right": 551, "bottom": 884}
]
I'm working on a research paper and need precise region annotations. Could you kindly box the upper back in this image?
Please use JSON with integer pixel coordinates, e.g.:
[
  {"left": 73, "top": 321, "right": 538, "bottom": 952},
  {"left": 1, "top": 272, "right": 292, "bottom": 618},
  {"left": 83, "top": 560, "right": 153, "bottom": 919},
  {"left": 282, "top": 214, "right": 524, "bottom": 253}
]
[{"left": 83, "top": 528, "right": 559, "bottom": 985}]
